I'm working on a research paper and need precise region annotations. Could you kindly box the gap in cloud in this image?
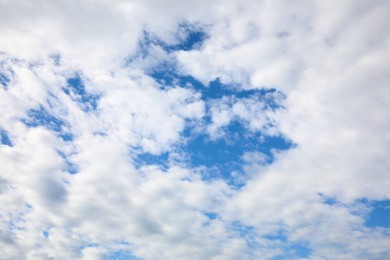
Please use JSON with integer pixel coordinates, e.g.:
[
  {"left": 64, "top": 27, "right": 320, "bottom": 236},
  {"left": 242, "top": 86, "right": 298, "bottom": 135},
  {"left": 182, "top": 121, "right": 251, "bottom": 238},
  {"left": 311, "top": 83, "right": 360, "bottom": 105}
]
[
  {"left": 140, "top": 23, "right": 206, "bottom": 54},
  {"left": 149, "top": 70, "right": 202, "bottom": 90},
  {"left": 104, "top": 241, "right": 140, "bottom": 260},
  {"left": 229, "top": 221, "right": 310, "bottom": 259},
  {"left": 183, "top": 120, "right": 293, "bottom": 186},
  {"left": 229, "top": 221, "right": 263, "bottom": 255},
  {"left": 168, "top": 22, "right": 207, "bottom": 51},
  {"left": 63, "top": 73, "right": 99, "bottom": 112},
  {"left": 319, "top": 196, "right": 390, "bottom": 228},
  {"left": 264, "top": 231, "right": 288, "bottom": 242},
  {"left": 7, "top": 207, "right": 30, "bottom": 233},
  {"left": 144, "top": 65, "right": 292, "bottom": 187},
  {"left": 288, "top": 243, "right": 311, "bottom": 259},
  {"left": 42, "top": 230, "right": 49, "bottom": 238},
  {"left": 203, "top": 78, "right": 282, "bottom": 101},
  {"left": 131, "top": 23, "right": 293, "bottom": 187},
  {"left": 133, "top": 151, "right": 170, "bottom": 170},
  {"left": 50, "top": 54, "right": 61, "bottom": 66},
  {"left": 79, "top": 243, "right": 100, "bottom": 256},
  {"left": 203, "top": 211, "right": 219, "bottom": 220},
  {"left": 22, "top": 105, "right": 65, "bottom": 133},
  {"left": 264, "top": 232, "right": 311, "bottom": 259},
  {"left": 150, "top": 72, "right": 284, "bottom": 110},
  {"left": 230, "top": 221, "right": 255, "bottom": 237},
  {"left": 8, "top": 220, "right": 25, "bottom": 233},
  {"left": 364, "top": 200, "right": 390, "bottom": 228},
  {"left": 206, "top": 79, "right": 286, "bottom": 112},
  {"left": 133, "top": 119, "right": 293, "bottom": 187},
  {"left": 0, "top": 59, "right": 14, "bottom": 90},
  {"left": 318, "top": 193, "right": 343, "bottom": 206},
  {"left": 81, "top": 243, "right": 100, "bottom": 248},
  {"left": 57, "top": 151, "right": 79, "bottom": 175},
  {"left": 126, "top": 23, "right": 206, "bottom": 83},
  {"left": 21, "top": 105, "right": 73, "bottom": 142},
  {"left": 106, "top": 250, "right": 140, "bottom": 260},
  {"left": 0, "top": 72, "right": 10, "bottom": 89},
  {"left": 0, "top": 130, "right": 13, "bottom": 147}
]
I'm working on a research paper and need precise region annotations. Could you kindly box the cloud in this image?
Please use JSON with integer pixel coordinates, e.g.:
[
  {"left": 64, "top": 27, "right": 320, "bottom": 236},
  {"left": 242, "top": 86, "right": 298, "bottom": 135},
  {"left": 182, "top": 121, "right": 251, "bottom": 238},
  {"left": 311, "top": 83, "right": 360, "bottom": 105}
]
[{"left": 0, "top": 0, "right": 389, "bottom": 259}]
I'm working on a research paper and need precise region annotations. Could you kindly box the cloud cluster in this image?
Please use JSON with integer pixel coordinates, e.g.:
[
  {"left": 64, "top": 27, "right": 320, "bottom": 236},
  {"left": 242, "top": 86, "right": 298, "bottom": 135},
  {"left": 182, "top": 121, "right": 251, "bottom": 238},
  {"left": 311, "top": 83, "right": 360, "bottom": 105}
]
[{"left": 0, "top": 0, "right": 389, "bottom": 259}]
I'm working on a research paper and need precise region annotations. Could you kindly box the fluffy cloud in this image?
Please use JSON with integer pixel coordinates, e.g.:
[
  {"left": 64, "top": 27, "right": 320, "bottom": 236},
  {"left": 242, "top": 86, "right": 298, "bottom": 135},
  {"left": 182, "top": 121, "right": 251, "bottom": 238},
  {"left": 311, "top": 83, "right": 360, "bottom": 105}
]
[{"left": 0, "top": 0, "right": 389, "bottom": 259}]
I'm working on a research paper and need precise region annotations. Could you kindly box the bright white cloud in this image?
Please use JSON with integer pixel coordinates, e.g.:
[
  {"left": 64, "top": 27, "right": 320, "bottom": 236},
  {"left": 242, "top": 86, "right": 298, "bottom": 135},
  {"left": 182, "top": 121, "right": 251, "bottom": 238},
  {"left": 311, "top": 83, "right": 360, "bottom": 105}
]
[{"left": 0, "top": 0, "right": 389, "bottom": 259}]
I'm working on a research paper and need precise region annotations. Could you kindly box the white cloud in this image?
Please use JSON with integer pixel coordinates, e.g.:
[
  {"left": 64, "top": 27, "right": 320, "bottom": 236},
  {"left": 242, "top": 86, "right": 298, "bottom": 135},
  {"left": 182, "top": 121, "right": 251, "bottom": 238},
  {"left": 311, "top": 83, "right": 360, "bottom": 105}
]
[{"left": 0, "top": 0, "right": 389, "bottom": 259}]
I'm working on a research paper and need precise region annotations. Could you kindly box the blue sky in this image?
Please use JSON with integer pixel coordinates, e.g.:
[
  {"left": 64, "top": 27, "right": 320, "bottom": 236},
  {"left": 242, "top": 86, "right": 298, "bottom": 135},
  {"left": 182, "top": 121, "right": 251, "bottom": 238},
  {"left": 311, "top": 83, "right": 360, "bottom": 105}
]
[{"left": 0, "top": 0, "right": 390, "bottom": 259}]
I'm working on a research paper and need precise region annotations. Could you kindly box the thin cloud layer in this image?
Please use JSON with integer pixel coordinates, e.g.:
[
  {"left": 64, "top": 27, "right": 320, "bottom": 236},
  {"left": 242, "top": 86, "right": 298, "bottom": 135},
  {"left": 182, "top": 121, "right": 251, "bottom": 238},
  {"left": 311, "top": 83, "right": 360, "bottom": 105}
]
[{"left": 0, "top": 0, "right": 389, "bottom": 259}]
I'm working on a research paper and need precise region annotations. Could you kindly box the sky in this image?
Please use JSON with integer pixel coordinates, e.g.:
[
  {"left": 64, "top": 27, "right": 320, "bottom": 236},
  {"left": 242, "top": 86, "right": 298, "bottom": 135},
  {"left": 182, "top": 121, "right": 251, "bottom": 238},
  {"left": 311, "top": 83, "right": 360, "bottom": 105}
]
[{"left": 0, "top": 0, "right": 389, "bottom": 259}]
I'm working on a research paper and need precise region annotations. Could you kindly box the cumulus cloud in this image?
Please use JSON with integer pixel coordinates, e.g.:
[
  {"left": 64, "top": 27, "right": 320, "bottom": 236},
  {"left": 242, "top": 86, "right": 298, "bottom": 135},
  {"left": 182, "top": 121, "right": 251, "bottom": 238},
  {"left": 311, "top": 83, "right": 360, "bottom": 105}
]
[{"left": 0, "top": 0, "right": 389, "bottom": 259}]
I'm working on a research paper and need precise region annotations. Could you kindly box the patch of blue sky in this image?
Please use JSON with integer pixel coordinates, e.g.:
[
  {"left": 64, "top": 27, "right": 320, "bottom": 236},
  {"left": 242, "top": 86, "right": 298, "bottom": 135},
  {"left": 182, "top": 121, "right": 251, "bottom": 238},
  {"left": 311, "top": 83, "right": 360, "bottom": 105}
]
[
  {"left": 287, "top": 243, "right": 311, "bottom": 259},
  {"left": 58, "top": 132, "right": 74, "bottom": 142},
  {"left": 42, "top": 230, "right": 49, "bottom": 238},
  {"left": 152, "top": 68, "right": 271, "bottom": 92},
  {"left": 79, "top": 243, "right": 99, "bottom": 249},
  {"left": 263, "top": 232, "right": 311, "bottom": 259},
  {"left": 140, "top": 24, "right": 283, "bottom": 109},
  {"left": 364, "top": 200, "right": 390, "bottom": 228},
  {"left": 231, "top": 221, "right": 265, "bottom": 253},
  {"left": 79, "top": 243, "right": 140, "bottom": 260},
  {"left": 78, "top": 243, "right": 100, "bottom": 255},
  {"left": 0, "top": 59, "right": 14, "bottom": 90},
  {"left": 203, "top": 78, "right": 285, "bottom": 105},
  {"left": 149, "top": 75, "right": 292, "bottom": 184},
  {"left": 22, "top": 105, "right": 65, "bottom": 133},
  {"left": 271, "top": 246, "right": 311, "bottom": 260},
  {"left": 319, "top": 196, "right": 390, "bottom": 229},
  {"left": 154, "top": 71, "right": 200, "bottom": 89},
  {"left": 230, "top": 221, "right": 255, "bottom": 236},
  {"left": 290, "top": 244, "right": 312, "bottom": 258},
  {"left": 318, "top": 193, "right": 342, "bottom": 206},
  {"left": 8, "top": 221, "right": 25, "bottom": 233},
  {"left": 128, "top": 24, "right": 205, "bottom": 84},
  {"left": 21, "top": 105, "right": 73, "bottom": 142},
  {"left": 0, "top": 130, "right": 12, "bottom": 146},
  {"left": 264, "top": 232, "right": 288, "bottom": 242},
  {"left": 66, "top": 163, "right": 79, "bottom": 175},
  {"left": 7, "top": 211, "right": 28, "bottom": 233},
  {"left": 106, "top": 250, "right": 140, "bottom": 260},
  {"left": 203, "top": 211, "right": 219, "bottom": 220},
  {"left": 0, "top": 72, "right": 10, "bottom": 88},
  {"left": 230, "top": 221, "right": 296, "bottom": 259},
  {"left": 140, "top": 23, "right": 206, "bottom": 54},
  {"left": 215, "top": 218, "right": 301, "bottom": 256},
  {"left": 133, "top": 81, "right": 292, "bottom": 186},
  {"left": 134, "top": 115, "right": 291, "bottom": 188},
  {"left": 50, "top": 54, "right": 61, "bottom": 66},
  {"left": 132, "top": 24, "right": 293, "bottom": 187},
  {"left": 46, "top": 92, "right": 74, "bottom": 141},
  {"left": 57, "top": 151, "right": 79, "bottom": 175},
  {"left": 167, "top": 22, "right": 206, "bottom": 52},
  {"left": 64, "top": 74, "right": 99, "bottom": 112},
  {"left": 133, "top": 151, "right": 170, "bottom": 170},
  {"left": 150, "top": 68, "right": 284, "bottom": 111},
  {"left": 271, "top": 244, "right": 311, "bottom": 260},
  {"left": 183, "top": 121, "right": 293, "bottom": 185}
]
